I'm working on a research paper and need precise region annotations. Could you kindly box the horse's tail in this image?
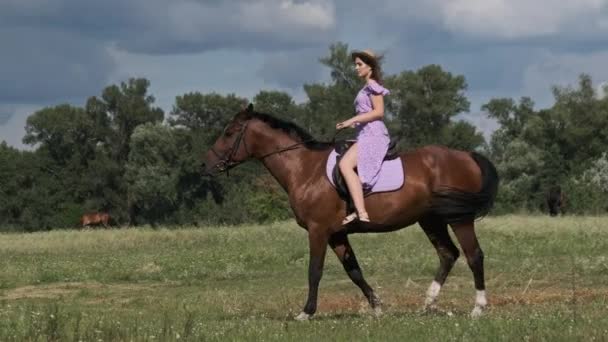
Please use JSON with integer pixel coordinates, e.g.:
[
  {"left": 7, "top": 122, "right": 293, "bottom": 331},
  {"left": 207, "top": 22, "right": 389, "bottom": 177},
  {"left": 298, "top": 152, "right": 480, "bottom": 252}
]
[{"left": 430, "top": 152, "right": 499, "bottom": 224}]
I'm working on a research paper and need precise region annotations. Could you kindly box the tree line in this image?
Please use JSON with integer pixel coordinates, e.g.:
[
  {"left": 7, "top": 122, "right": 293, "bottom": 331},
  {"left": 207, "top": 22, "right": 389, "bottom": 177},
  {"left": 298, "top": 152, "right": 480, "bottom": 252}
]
[{"left": 1, "top": 42, "right": 607, "bottom": 231}]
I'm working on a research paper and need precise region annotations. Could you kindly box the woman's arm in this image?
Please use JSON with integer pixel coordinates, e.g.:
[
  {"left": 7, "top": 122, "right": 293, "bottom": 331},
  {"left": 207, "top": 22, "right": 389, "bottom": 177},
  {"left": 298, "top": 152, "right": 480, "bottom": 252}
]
[
  {"left": 337, "top": 94, "right": 385, "bottom": 129},
  {"left": 353, "top": 94, "right": 384, "bottom": 123}
]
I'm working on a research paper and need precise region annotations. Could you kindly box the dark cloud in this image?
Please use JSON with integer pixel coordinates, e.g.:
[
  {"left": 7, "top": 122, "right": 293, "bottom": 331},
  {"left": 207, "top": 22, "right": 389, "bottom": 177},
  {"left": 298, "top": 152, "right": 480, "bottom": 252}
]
[
  {"left": 120, "top": 1, "right": 336, "bottom": 55},
  {"left": 257, "top": 48, "right": 326, "bottom": 90},
  {"left": 0, "top": 0, "right": 337, "bottom": 125},
  {"left": 334, "top": 0, "right": 608, "bottom": 104},
  {"left": 1, "top": 0, "right": 607, "bottom": 142},
  {"left": 0, "top": 27, "right": 115, "bottom": 104},
  {"left": 0, "top": 0, "right": 337, "bottom": 55}
]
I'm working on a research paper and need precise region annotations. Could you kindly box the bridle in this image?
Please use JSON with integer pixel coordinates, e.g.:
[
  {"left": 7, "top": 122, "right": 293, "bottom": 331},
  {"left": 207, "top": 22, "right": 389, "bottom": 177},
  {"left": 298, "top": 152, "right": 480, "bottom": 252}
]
[
  {"left": 209, "top": 122, "right": 250, "bottom": 173},
  {"left": 207, "top": 121, "right": 329, "bottom": 175}
]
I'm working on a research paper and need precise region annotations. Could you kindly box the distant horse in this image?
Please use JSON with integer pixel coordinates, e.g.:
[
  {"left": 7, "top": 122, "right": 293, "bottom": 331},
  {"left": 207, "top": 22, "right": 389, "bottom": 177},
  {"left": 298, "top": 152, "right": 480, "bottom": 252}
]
[
  {"left": 80, "top": 212, "right": 111, "bottom": 229},
  {"left": 202, "top": 104, "right": 499, "bottom": 320},
  {"left": 546, "top": 186, "right": 565, "bottom": 216}
]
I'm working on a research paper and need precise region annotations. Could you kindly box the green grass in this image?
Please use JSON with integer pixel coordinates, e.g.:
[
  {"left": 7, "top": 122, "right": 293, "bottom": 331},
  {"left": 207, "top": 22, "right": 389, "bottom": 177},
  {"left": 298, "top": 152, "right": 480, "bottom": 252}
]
[{"left": 1, "top": 215, "right": 607, "bottom": 341}]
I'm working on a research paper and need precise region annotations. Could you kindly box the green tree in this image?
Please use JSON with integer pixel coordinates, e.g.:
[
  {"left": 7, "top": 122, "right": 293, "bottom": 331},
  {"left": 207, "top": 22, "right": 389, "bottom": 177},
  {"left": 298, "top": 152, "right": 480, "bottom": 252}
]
[
  {"left": 168, "top": 92, "right": 247, "bottom": 146},
  {"left": 439, "top": 120, "right": 485, "bottom": 151},
  {"left": 483, "top": 74, "right": 608, "bottom": 213},
  {"left": 84, "top": 78, "right": 165, "bottom": 221},
  {"left": 0, "top": 143, "right": 24, "bottom": 228},
  {"left": 23, "top": 104, "right": 101, "bottom": 167},
  {"left": 385, "top": 65, "right": 470, "bottom": 149},
  {"left": 253, "top": 90, "right": 300, "bottom": 122},
  {"left": 319, "top": 42, "right": 360, "bottom": 90},
  {"left": 302, "top": 42, "right": 360, "bottom": 139},
  {"left": 21, "top": 105, "right": 103, "bottom": 226},
  {"left": 93, "top": 78, "right": 164, "bottom": 163},
  {"left": 549, "top": 74, "right": 608, "bottom": 172},
  {"left": 126, "top": 123, "right": 180, "bottom": 224}
]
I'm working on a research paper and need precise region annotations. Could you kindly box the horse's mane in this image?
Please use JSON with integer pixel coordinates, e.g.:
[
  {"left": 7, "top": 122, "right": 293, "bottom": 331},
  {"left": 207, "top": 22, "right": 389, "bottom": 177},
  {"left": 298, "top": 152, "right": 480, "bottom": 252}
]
[{"left": 248, "top": 112, "right": 333, "bottom": 151}]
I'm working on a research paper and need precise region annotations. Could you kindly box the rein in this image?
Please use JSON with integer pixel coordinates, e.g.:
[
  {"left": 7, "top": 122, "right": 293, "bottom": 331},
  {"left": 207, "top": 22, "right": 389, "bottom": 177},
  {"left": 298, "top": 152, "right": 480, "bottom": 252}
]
[{"left": 208, "top": 122, "right": 341, "bottom": 175}]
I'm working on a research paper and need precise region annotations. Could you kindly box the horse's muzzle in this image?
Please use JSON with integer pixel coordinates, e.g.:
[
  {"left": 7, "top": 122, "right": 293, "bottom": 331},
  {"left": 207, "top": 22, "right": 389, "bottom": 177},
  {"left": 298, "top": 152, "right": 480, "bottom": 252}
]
[
  {"left": 201, "top": 161, "right": 229, "bottom": 177},
  {"left": 200, "top": 162, "right": 215, "bottom": 177}
]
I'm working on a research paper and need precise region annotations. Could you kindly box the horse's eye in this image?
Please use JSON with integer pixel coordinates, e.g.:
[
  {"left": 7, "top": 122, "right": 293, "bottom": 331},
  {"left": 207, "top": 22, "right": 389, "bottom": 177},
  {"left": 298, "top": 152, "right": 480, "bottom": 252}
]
[{"left": 222, "top": 125, "right": 232, "bottom": 137}]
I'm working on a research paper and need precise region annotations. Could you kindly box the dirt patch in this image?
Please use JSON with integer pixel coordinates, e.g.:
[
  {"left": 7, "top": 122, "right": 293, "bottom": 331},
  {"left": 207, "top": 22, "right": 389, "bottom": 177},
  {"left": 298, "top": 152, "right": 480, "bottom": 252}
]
[
  {"left": 491, "top": 287, "right": 608, "bottom": 306},
  {"left": 3, "top": 281, "right": 606, "bottom": 315},
  {"left": 0, "top": 282, "right": 169, "bottom": 301},
  {"left": 315, "top": 286, "right": 608, "bottom": 313}
]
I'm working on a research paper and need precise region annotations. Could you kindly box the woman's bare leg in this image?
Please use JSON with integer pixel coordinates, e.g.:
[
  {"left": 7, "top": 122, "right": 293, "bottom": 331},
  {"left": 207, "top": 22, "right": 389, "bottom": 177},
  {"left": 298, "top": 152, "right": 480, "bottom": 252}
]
[{"left": 338, "top": 143, "right": 369, "bottom": 221}]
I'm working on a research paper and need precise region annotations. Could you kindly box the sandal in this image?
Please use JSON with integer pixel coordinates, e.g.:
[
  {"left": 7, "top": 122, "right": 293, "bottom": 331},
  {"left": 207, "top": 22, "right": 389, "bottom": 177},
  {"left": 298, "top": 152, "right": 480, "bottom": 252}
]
[
  {"left": 341, "top": 212, "right": 371, "bottom": 225},
  {"left": 358, "top": 212, "right": 370, "bottom": 222},
  {"left": 341, "top": 212, "right": 358, "bottom": 225}
]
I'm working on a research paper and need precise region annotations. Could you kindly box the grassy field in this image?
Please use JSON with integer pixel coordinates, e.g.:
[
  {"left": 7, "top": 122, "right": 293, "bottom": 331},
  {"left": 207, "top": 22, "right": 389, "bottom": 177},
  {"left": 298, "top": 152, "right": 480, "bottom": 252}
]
[{"left": 1, "top": 215, "right": 607, "bottom": 341}]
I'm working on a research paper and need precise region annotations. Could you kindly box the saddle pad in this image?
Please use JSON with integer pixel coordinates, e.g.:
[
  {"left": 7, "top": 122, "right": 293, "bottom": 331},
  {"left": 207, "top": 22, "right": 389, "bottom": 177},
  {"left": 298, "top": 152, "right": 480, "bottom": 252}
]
[{"left": 325, "top": 149, "right": 405, "bottom": 194}]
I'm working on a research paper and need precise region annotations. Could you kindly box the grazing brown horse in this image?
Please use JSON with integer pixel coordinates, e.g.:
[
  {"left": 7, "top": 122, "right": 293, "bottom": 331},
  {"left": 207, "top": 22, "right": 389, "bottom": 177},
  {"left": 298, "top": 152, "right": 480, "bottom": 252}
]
[
  {"left": 80, "top": 212, "right": 111, "bottom": 229},
  {"left": 202, "top": 104, "right": 499, "bottom": 320}
]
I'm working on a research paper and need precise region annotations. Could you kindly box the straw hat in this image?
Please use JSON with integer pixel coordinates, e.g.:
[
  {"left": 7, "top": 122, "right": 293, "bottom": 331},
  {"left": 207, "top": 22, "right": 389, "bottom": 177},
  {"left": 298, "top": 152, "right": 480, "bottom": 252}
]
[{"left": 350, "top": 49, "right": 381, "bottom": 67}]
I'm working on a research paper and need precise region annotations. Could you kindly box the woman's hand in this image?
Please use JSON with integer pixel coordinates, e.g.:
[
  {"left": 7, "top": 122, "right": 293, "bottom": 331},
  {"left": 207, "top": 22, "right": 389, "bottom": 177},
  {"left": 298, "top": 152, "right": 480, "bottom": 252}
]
[{"left": 336, "top": 118, "right": 357, "bottom": 130}]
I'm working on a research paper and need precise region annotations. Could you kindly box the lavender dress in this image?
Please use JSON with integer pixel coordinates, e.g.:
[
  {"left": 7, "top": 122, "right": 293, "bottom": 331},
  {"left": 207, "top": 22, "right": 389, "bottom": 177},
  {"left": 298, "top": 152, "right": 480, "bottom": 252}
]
[{"left": 354, "top": 80, "right": 391, "bottom": 190}]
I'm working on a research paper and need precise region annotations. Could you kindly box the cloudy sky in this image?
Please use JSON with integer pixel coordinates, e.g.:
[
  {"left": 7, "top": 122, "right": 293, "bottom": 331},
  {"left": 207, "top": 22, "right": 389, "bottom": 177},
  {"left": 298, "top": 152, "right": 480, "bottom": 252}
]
[{"left": 2, "top": 0, "right": 608, "bottom": 149}]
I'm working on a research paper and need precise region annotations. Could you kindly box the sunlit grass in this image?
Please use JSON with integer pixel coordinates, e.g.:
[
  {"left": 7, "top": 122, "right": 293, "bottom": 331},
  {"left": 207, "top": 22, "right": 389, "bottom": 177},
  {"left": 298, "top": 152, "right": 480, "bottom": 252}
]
[{"left": 1, "top": 215, "right": 607, "bottom": 341}]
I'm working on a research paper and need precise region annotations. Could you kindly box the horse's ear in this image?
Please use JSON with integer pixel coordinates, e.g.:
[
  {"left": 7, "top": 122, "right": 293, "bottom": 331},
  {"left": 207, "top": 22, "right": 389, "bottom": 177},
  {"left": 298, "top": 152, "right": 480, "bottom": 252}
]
[{"left": 246, "top": 103, "right": 254, "bottom": 112}]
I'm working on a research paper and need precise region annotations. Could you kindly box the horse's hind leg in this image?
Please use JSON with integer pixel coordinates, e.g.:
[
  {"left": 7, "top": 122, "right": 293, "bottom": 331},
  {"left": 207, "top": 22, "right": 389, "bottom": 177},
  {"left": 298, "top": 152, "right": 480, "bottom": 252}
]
[
  {"left": 450, "top": 221, "right": 486, "bottom": 318},
  {"left": 329, "top": 231, "right": 382, "bottom": 316},
  {"left": 419, "top": 215, "right": 460, "bottom": 312}
]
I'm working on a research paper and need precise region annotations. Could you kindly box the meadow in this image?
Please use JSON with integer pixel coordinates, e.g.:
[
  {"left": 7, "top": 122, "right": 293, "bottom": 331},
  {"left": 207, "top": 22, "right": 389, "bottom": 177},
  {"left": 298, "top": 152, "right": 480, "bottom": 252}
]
[{"left": 1, "top": 215, "right": 607, "bottom": 341}]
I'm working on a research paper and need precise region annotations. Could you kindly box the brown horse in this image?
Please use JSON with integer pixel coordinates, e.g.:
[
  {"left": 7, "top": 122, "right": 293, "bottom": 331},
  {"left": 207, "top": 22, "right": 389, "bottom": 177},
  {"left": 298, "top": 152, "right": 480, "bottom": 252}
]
[
  {"left": 202, "top": 104, "right": 499, "bottom": 320},
  {"left": 80, "top": 212, "right": 111, "bottom": 229}
]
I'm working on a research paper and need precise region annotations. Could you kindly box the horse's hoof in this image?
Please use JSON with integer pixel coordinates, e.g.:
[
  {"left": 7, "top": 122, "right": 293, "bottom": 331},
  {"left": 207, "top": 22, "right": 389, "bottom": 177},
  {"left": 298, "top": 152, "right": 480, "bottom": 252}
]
[
  {"left": 470, "top": 306, "right": 484, "bottom": 318},
  {"left": 419, "top": 304, "right": 437, "bottom": 314},
  {"left": 373, "top": 306, "right": 383, "bottom": 317},
  {"left": 295, "top": 312, "right": 311, "bottom": 321}
]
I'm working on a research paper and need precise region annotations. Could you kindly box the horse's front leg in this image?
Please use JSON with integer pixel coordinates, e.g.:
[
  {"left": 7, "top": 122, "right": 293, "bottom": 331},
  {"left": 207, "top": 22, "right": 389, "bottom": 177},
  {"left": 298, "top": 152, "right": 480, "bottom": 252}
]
[{"left": 295, "top": 227, "right": 329, "bottom": 321}]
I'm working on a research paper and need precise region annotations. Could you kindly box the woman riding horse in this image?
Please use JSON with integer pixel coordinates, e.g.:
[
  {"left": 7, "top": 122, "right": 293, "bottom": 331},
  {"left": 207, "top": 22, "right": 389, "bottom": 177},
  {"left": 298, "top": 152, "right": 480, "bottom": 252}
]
[
  {"left": 202, "top": 68, "right": 498, "bottom": 321},
  {"left": 335, "top": 49, "right": 391, "bottom": 225}
]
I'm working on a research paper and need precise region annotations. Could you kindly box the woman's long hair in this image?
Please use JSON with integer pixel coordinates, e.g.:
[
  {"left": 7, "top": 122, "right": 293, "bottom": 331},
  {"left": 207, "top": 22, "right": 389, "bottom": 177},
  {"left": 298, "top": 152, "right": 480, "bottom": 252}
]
[{"left": 351, "top": 50, "right": 384, "bottom": 84}]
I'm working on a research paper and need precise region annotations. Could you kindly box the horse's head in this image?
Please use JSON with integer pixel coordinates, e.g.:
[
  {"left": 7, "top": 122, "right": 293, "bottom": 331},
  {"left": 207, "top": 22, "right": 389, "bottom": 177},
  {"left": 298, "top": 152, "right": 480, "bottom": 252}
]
[{"left": 201, "top": 104, "right": 255, "bottom": 176}]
